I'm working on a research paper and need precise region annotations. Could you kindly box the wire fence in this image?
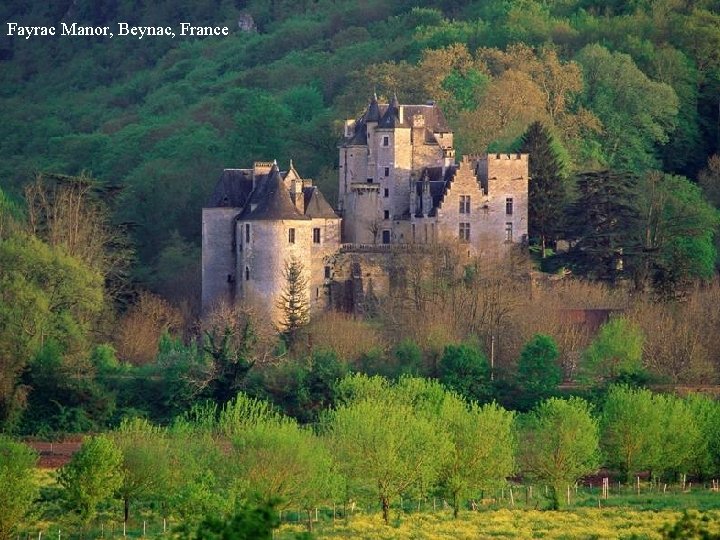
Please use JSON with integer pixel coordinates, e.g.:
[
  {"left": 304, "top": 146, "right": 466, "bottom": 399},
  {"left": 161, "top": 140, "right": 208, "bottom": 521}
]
[{"left": 16, "top": 479, "right": 720, "bottom": 539}]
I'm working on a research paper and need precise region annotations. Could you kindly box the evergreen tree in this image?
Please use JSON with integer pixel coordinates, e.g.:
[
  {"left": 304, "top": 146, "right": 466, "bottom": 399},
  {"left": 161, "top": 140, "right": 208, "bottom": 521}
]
[
  {"left": 519, "top": 122, "right": 568, "bottom": 257},
  {"left": 277, "top": 258, "right": 310, "bottom": 344},
  {"left": 566, "top": 170, "right": 641, "bottom": 282}
]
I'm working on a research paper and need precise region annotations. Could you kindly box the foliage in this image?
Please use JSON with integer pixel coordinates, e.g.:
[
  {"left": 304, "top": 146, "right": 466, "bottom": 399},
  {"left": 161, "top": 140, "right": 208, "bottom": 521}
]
[
  {"left": 0, "top": 437, "right": 38, "bottom": 540},
  {"left": 581, "top": 318, "right": 645, "bottom": 384},
  {"left": 575, "top": 44, "right": 679, "bottom": 173},
  {"left": 438, "top": 396, "right": 515, "bottom": 518},
  {"left": 600, "top": 385, "right": 663, "bottom": 481},
  {"left": 0, "top": 233, "right": 104, "bottom": 429},
  {"left": 278, "top": 258, "right": 310, "bottom": 345},
  {"left": 231, "top": 413, "right": 342, "bottom": 531},
  {"left": 112, "top": 418, "right": 171, "bottom": 523},
  {"left": 326, "top": 376, "right": 453, "bottom": 523},
  {"left": 661, "top": 510, "right": 720, "bottom": 540},
  {"left": 519, "top": 122, "right": 568, "bottom": 256},
  {"left": 637, "top": 172, "right": 719, "bottom": 294},
  {"left": 187, "top": 499, "right": 281, "bottom": 540},
  {"left": 438, "top": 343, "right": 492, "bottom": 403},
  {"left": 57, "top": 435, "right": 123, "bottom": 527},
  {"left": 515, "top": 334, "right": 562, "bottom": 409},
  {"left": 565, "top": 170, "right": 641, "bottom": 282},
  {"left": 517, "top": 397, "right": 600, "bottom": 509}
]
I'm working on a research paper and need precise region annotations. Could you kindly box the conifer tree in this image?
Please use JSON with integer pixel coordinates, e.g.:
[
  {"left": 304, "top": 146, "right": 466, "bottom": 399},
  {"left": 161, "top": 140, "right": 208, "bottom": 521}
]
[
  {"left": 566, "top": 170, "right": 641, "bottom": 282},
  {"left": 277, "top": 257, "right": 310, "bottom": 344},
  {"left": 519, "top": 121, "right": 567, "bottom": 257}
]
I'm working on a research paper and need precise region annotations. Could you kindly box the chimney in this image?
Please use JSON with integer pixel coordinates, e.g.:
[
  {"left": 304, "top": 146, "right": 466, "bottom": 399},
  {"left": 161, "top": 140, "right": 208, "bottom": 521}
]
[{"left": 291, "top": 179, "right": 305, "bottom": 214}]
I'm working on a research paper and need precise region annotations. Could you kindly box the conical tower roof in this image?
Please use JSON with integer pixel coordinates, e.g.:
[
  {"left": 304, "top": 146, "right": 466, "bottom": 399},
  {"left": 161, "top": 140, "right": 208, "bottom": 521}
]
[
  {"left": 379, "top": 92, "right": 400, "bottom": 128},
  {"left": 240, "top": 164, "right": 310, "bottom": 220},
  {"left": 366, "top": 92, "right": 381, "bottom": 123}
]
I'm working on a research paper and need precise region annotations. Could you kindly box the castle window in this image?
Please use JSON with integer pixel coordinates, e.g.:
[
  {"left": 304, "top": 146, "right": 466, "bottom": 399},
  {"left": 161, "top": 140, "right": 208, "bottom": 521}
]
[
  {"left": 382, "top": 230, "right": 391, "bottom": 244},
  {"left": 384, "top": 188, "right": 389, "bottom": 198},
  {"left": 367, "top": 177, "right": 373, "bottom": 183},
  {"left": 316, "top": 288, "right": 319, "bottom": 299},
  {"left": 384, "top": 210, "right": 390, "bottom": 220},
  {"left": 459, "top": 195, "right": 471, "bottom": 214},
  {"left": 459, "top": 222, "right": 470, "bottom": 242},
  {"left": 245, "top": 223, "right": 250, "bottom": 242},
  {"left": 313, "top": 228, "right": 321, "bottom": 244},
  {"left": 245, "top": 266, "right": 250, "bottom": 281},
  {"left": 324, "top": 266, "right": 331, "bottom": 279},
  {"left": 506, "top": 197, "right": 514, "bottom": 215},
  {"left": 288, "top": 228, "right": 296, "bottom": 244},
  {"left": 505, "top": 222, "right": 513, "bottom": 242},
  {"left": 382, "top": 136, "right": 389, "bottom": 146},
  {"left": 384, "top": 167, "right": 390, "bottom": 177}
]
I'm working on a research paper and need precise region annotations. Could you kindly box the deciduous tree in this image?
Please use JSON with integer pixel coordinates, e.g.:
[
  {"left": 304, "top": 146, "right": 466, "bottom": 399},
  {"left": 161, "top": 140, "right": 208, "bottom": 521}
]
[
  {"left": 0, "top": 437, "right": 38, "bottom": 540},
  {"left": 58, "top": 435, "right": 123, "bottom": 527},
  {"left": 518, "top": 397, "right": 600, "bottom": 509},
  {"left": 438, "top": 397, "right": 515, "bottom": 518}
]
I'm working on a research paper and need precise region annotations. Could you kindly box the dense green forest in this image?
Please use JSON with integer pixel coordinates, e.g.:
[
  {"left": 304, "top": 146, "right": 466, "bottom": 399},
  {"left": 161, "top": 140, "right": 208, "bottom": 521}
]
[
  {"left": 2, "top": 0, "right": 720, "bottom": 435},
  {"left": 2, "top": 0, "right": 720, "bottom": 295}
]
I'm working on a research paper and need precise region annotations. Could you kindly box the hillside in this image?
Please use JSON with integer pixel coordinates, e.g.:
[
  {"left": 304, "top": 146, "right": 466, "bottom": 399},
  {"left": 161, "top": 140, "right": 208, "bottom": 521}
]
[{"left": 1, "top": 0, "right": 719, "bottom": 299}]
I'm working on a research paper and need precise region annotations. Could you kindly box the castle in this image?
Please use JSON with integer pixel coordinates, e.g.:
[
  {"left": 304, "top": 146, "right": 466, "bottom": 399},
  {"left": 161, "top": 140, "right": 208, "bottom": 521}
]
[{"left": 202, "top": 95, "right": 529, "bottom": 323}]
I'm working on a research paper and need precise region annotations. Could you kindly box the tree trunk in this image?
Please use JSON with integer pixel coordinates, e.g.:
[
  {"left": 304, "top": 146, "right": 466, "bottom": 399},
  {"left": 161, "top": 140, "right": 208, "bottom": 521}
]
[
  {"left": 124, "top": 497, "right": 129, "bottom": 524},
  {"left": 306, "top": 508, "right": 313, "bottom": 532},
  {"left": 381, "top": 495, "right": 390, "bottom": 524},
  {"left": 541, "top": 235, "right": 547, "bottom": 259},
  {"left": 453, "top": 491, "right": 460, "bottom": 519}
]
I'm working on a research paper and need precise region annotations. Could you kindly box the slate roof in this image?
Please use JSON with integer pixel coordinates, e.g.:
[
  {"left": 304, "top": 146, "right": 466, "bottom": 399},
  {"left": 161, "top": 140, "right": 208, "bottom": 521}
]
[
  {"left": 414, "top": 166, "right": 459, "bottom": 217},
  {"left": 378, "top": 93, "right": 400, "bottom": 128},
  {"left": 207, "top": 169, "right": 254, "bottom": 207},
  {"left": 366, "top": 93, "right": 381, "bottom": 122},
  {"left": 303, "top": 186, "right": 339, "bottom": 219},
  {"left": 238, "top": 165, "right": 310, "bottom": 221},
  {"left": 342, "top": 95, "right": 452, "bottom": 147},
  {"left": 207, "top": 163, "right": 338, "bottom": 222}
]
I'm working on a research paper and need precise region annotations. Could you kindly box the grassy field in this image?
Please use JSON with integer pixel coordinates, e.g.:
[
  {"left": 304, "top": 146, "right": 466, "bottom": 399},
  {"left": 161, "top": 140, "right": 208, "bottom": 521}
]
[{"left": 19, "top": 473, "right": 720, "bottom": 539}]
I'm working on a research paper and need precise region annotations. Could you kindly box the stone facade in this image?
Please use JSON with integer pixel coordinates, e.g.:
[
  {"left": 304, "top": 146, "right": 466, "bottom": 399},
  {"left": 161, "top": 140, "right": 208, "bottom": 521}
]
[
  {"left": 202, "top": 162, "right": 340, "bottom": 324},
  {"left": 202, "top": 96, "right": 529, "bottom": 321},
  {"left": 339, "top": 95, "right": 528, "bottom": 257}
]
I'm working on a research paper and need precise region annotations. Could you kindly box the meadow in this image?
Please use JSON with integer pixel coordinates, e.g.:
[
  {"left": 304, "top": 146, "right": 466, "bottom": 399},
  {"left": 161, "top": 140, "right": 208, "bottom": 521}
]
[{"left": 18, "top": 469, "right": 720, "bottom": 540}]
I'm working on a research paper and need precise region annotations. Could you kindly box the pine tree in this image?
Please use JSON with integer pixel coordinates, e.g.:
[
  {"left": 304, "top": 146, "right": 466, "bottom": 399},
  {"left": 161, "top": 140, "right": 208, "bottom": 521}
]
[
  {"left": 277, "top": 257, "right": 309, "bottom": 344},
  {"left": 566, "top": 170, "right": 641, "bottom": 282},
  {"left": 519, "top": 121, "right": 568, "bottom": 257}
]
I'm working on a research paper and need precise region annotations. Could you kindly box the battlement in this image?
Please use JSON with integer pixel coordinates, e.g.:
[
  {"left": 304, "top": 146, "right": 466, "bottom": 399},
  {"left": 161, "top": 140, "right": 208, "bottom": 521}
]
[
  {"left": 463, "top": 153, "right": 528, "bottom": 163},
  {"left": 485, "top": 153, "right": 527, "bottom": 162},
  {"left": 350, "top": 182, "right": 381, "bottom": 191},
  {"left": 253, "top": 161, "right": 275, "bottom": 175}
]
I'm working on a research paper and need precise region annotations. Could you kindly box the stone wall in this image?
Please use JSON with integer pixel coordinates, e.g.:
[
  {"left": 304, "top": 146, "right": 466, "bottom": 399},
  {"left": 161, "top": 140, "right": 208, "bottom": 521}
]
[
  {"left": 477, "top": 154, "right": 529, "bottom": 255},
  {"left": 201, "top": 207, "right": 240, "bottom": 312},
  {"left": 235, "top": 216, "right": 341, "bottom": 326},
  {"left": 434, "top": 158, "right": 488, "bottom": 255}
]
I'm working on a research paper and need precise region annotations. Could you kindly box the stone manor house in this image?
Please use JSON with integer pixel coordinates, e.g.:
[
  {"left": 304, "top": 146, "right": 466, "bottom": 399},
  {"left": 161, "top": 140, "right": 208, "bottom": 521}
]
[{"left": 202, "top": 95, "right": 529, "bottom": 323}]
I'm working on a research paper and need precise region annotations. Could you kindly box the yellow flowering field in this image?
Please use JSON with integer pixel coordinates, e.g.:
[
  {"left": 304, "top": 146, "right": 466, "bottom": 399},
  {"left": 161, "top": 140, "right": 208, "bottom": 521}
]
[{"left": 278, "top": 508, "right": 720, "bottom": 539}]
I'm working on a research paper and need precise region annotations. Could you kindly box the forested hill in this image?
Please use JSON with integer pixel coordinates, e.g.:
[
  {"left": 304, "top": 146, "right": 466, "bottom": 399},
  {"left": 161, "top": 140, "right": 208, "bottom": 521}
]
[{"left": 1, "top": 0, "right": 719, "bottom": 297}]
